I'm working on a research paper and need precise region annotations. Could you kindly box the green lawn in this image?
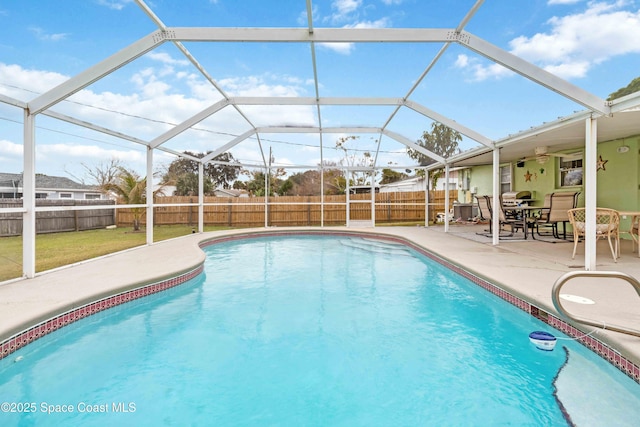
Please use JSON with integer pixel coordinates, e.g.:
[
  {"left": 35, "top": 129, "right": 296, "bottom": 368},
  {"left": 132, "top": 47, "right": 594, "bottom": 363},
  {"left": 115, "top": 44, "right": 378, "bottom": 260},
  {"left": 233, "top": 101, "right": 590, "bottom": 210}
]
[{"left": 0, "top": 225, "right": 230, "bottom": 282}]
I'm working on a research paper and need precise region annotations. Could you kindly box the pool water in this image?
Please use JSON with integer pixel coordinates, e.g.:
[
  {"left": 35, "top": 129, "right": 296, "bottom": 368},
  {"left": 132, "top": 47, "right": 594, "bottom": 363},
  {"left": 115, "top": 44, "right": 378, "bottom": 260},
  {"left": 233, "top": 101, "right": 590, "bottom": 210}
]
[{"left": 1, "top": 235, "right": 639, "bottom": 426}]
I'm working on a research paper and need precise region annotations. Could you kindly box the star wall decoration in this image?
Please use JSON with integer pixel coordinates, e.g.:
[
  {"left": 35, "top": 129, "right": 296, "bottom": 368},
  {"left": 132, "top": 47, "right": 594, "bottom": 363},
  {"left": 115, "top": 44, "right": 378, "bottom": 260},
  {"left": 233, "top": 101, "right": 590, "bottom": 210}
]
[
  {"left": 524, "top": 170, "right": 532, "bottom": 182},
  {"left": 596, "top": 155, "right": 608, "bottom": 171}
]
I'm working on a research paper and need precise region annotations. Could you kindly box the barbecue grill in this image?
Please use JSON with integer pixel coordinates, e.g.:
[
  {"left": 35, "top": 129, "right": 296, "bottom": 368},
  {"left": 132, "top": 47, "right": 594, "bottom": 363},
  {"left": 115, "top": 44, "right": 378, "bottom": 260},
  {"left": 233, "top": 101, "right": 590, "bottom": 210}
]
[{"left": 501, "top": 191, "right": 531, "bottom": 207}]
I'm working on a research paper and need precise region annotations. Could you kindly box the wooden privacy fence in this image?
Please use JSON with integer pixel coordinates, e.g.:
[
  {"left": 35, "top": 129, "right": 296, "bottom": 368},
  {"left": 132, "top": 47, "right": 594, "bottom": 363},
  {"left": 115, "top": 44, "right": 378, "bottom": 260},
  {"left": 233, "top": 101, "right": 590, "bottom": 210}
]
[
  {"left": 116, "top": 190, "right": 455, "bottom": 228},
  {"left": 0, "top": 199, "right": 116, "bottom": 237}
]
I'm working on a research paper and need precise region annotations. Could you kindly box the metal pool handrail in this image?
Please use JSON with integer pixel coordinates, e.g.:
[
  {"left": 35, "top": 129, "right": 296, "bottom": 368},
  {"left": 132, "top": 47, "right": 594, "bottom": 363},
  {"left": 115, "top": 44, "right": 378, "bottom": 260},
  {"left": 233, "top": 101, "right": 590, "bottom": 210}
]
[{"left": 552, "top": 270, "right": 640, "bottom": 338}]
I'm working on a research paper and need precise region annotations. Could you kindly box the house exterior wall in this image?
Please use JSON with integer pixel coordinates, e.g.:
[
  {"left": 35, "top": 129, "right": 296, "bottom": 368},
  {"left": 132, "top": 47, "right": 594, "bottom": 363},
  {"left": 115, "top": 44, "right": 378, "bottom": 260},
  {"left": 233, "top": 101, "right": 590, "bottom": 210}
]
[
  {"left": 380, "top": 172, "right": 461, "bottom": 195},
  {"left": 0, "top": 173, "right": 106, "bottom": 200},
  {"left": 37, "top": 189, "right": 106, "bottom": 200},
  {"left": 468, "top": 164, "right": 494, "bottom": 200},
  {"left": 379, "top": 178, "right": 424, "bottom": 193}
]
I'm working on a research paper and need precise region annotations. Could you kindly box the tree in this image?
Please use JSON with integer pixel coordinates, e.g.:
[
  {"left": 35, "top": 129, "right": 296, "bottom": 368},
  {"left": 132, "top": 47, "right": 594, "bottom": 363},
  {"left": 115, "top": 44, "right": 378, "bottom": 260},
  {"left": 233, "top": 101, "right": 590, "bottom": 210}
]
[
  {"left": 408, "top": 123, "right": 462, "bottom": 166},
  {"left": 106, "top": 167, "right": 147, "bottom": 231},
  {"left": 608, "top": 76, "right": 640, "bottom": 101},
  {"left": 407, "top": 122, "right": 462, "bottom": 188},
  {"left": 335, "top": 136, "right": 376, "bottom": 187},
  {"left": 280, "top": 169, "right": 322, "bottom": 196},
  {"left": 320, "top": 161, "right": 347, "bottom": 195},
  {"left": 68, "top": 158, "right": 123, "bottom": 194},
  {"left": 244, "top": 168, "right": 287, "bottom": 196},
  {"left": 161, "top": 151, "right": 242, "bottom": 195},
  {"left": 176, "top": 173, "right": 213, "bottom": 196},
  {"left": 380, "top": 168, "right": 409, "bottom": 185}
]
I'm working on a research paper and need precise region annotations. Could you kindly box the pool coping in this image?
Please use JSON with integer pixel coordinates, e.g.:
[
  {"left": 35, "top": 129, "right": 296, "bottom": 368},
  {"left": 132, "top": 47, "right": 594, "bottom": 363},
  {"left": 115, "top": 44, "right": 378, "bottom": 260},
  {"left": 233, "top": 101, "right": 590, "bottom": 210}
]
[{"left": 1, "top": 227, "right": 639, "bottom": 386}]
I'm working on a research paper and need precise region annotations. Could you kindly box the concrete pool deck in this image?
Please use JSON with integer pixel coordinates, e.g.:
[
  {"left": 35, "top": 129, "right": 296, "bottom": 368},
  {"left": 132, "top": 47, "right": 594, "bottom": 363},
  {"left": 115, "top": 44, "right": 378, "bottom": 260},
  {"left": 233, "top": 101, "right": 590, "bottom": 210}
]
[{"left": 1, "top": 225, "right": 640, "bottom": 377}]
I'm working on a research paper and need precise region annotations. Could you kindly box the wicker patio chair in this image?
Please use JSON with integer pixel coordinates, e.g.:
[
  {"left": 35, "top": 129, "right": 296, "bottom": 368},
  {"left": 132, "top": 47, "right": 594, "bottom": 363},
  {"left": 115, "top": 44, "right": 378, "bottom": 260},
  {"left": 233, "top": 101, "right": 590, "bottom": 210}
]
[{"left": 567, "top": 207, "right": 620, "bottom": 262}]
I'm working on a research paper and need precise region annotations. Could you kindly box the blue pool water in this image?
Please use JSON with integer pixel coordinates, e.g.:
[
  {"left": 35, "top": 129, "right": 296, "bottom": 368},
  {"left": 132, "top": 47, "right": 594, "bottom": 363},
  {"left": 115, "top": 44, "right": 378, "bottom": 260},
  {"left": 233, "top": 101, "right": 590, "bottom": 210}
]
[{"left": 1, "top": 234, "right": 639, "bottom": 426}]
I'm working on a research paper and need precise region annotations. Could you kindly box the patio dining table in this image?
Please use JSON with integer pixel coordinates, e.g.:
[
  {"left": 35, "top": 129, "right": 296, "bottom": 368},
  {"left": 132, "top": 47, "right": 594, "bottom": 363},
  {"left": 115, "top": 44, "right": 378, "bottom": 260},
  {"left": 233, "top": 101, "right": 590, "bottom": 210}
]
[{"left": 503, "top": 205, "right": 541, "bottom": 240}]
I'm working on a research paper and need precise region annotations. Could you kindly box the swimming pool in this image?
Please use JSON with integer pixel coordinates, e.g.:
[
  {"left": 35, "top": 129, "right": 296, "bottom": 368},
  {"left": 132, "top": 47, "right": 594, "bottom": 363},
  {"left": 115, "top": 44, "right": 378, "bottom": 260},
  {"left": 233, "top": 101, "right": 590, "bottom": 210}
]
[{"left": 1, "top": 234, "right": 639, "bottom": 425}]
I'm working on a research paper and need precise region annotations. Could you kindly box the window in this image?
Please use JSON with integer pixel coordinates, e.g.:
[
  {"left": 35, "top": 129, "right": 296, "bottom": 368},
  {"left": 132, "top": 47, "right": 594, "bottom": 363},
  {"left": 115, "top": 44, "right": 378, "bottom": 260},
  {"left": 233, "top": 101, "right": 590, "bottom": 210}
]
[
  {"left": 59, "top": 192, "right": 73, "bottom": 199},
  {"left": 85, "top": 193, "right": 101, "bottom": 200},
  {"left": 559, "top": 155, "right": 583, "bottom": 187},
  {"left": 0, "top": 192, "right": 21, "bottom": 199},
  {"left": 500, "top": 164, "right": 511, "bottom": 193}
]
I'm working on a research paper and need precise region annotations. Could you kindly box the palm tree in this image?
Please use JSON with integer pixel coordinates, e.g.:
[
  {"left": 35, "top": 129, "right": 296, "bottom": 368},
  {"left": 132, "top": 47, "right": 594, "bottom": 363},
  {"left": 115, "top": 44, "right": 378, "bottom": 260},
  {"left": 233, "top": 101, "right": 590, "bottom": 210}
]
[{"left": 107, "top": 167, "right": 147, "bottom": 231}]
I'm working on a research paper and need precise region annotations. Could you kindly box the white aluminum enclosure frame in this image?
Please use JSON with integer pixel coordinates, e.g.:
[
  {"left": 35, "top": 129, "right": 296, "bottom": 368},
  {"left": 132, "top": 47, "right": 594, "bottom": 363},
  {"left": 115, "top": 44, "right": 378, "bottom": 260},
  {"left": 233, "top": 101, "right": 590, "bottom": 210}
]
[{"left": 2, "top": 0, "right": 640, "bottom": 278}]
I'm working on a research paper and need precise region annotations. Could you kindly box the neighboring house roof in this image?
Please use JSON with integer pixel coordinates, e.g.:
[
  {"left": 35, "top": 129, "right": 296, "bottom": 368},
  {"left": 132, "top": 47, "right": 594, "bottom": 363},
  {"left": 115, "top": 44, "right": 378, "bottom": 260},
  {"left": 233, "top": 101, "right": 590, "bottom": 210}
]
[
  {"left": 214, "top": 188, "right": 248, "bottom": 197},
  {"left": 380, "top": 176, "right": 424, "bottom": 187},
  {"left": 0, "top": 172, "right": 98, "bottom": 191}
]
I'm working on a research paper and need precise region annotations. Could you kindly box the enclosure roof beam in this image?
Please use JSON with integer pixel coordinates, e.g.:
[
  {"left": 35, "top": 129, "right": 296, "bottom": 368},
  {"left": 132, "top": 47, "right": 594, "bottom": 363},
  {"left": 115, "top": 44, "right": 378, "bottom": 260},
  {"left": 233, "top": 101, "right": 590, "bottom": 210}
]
[
  {"left": 382, "top": 129, "right": 445, "bottom": 164},
  {"left": 248, "top": 125, "right": 444, "bottom": 164},
  {"left": 0, "top": 93, "right": 27, "bottom": 109},
  {"left": 28, "top": 32, "right": 164, "bottom": 115},
  {"left": 201, "top": 129, "right": 256, "bottom": 163},
  {"left": 149, "top": 99, "right": 230, "bottom": 149},
  {"left": 168, "top": 27, "right": 455, "bottom": 43},
  {"left": 609, "top": 91, "right": 640, "bottom": 114},
  {"left": 404, "top": 100, "right": 493, "bottom": 147},
  {"left": 459, "top": 31, "right": 610, "bottom": 115},
  {"left": 255, "top": 126, "right": 381, "bottom": 134},
  {"left": 43, "top": 110, "right": 202, "bottom": 162},
  {"left": 42, "top": 110, "right": 147, "bottom": 145},
  {"left": 228, "top": 96, "right": 403, "bottom": 106}
]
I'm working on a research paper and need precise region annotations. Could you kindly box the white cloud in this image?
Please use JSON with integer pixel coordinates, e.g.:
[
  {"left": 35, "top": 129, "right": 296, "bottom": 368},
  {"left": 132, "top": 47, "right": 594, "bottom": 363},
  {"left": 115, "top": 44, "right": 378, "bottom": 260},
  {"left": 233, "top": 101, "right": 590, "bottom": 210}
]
[
  {"left": 38, "top": 143, "right": 144, "bottom": 162},
  {"left": 146, "top": 52, "right": 190, "bottom": 67},
  {"left": 454, "top": 54, "right": 513, "bottom": 81},
  {"left": 28, "top": 27, "right": 69, "bottom": 42},
  {"left": 96, "top": 0, "right": 132, "bottom": 11},
  {"left": 319, "top": 42, "right": 355, "bottom": 55},
  {"left": 334, "top": 0, "right": 362, "bottom": 17},
  {"left": 348, "top": 18, "right": 390, "bottom": 29},
  {"left": 456, "top": 1, "right": 640, "bottom": 80},
  {"left": 0, "top": 63, "right": 68, "bottom": 100},
  {"left": 0, "top": 139, "right": 22, "bottom": 156},
  {"left": 454, "top": 54, "right": 469, "bottom": 68}
]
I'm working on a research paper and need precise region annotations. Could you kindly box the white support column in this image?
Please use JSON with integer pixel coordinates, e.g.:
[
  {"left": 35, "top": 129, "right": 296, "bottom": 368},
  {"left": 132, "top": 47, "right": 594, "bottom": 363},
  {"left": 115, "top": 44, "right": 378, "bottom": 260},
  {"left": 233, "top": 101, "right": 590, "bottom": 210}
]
[
  {"left": 424, "top": 173, "right": 429, "bottom": 227},
  {"left": 444, "top": 164, "right": 450, "bottom": 232},
  {"left": 264, "top": 168, "right": 269, "bottom": 227},
  {"left": 492, "top": 147, "right": 500, "bottom": 246},
  {"left": 146, "top": 146, "right": 154, "bottom": 245},
  {"left": 198, "top": 163, "right": 204, "bottom": 233},
  {"left": 370, "top": 171, "right": 375, "bottom": 227},
  {"left": 584, "top": 117, "right": 598, "bottom": 270},
  {"left": 346, "top": 173, "right": 350, "bottom": 227},
  {"left": 320, "top": 166, "right": 324, "bottom": 227},
  {"left": 22, "top": 111, "right": 36, "bottom": 278}
]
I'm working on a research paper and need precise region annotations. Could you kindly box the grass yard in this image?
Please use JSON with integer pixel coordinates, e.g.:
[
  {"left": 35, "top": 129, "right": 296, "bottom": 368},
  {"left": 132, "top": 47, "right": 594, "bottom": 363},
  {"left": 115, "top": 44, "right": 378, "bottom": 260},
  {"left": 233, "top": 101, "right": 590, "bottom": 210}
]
[{"left": 0, "top": 225, "right": 230, "bottom": 282}]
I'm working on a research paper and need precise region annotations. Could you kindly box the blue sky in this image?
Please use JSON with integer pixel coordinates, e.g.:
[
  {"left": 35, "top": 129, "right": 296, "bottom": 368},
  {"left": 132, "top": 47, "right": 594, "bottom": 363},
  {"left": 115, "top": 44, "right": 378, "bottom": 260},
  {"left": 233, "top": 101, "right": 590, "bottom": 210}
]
[{"left": 1, "top": 0, "right": 639, "bottom": 183}]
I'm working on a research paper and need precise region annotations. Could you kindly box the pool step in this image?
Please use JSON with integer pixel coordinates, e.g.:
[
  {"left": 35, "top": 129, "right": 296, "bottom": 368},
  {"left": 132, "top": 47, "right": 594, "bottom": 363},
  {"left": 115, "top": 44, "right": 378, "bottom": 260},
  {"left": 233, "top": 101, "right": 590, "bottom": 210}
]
[{"left": 340, "top": 238, "right": 413, "bottom": 256}]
